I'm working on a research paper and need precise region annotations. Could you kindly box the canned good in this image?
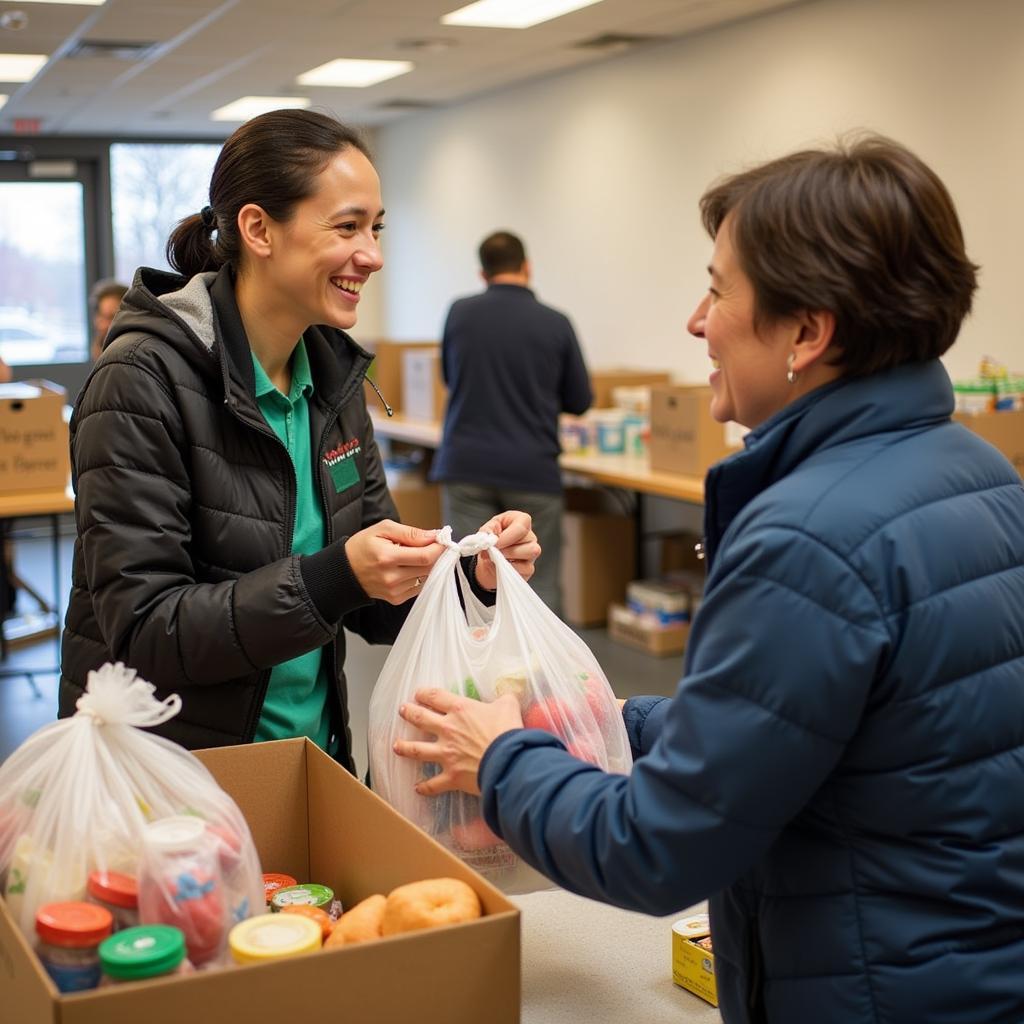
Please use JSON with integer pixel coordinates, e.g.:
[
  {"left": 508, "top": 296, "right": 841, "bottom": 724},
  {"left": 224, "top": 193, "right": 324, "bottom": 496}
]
[{"left": 35, "top": 901, "right": 113, "bottom": 992}]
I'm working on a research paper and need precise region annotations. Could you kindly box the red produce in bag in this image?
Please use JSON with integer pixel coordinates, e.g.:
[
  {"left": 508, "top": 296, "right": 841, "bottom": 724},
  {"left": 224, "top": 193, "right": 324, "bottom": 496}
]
[{"left": 368, "top": 527, "right": 631, "bottom": 894}]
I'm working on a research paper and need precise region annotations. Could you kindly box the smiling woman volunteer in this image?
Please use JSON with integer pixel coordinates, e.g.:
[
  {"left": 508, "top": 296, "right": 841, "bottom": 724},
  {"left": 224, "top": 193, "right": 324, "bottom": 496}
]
[
  {"left": 395, "top": 135, "right": 1024, "bottom": 1023},
  {"left": 57, "top": 109, "right": 539, "bottom": 768}
]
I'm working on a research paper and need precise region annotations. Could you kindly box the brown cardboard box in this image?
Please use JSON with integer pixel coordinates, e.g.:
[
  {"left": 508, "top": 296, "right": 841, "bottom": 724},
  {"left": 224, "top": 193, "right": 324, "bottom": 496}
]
[
  {"left": 589, "top": 369, "right": 672, "bottom": 409},
  {"left": 0, "top": 381, "right": 70, "bottom": 494},
  {"left": 608, "top": 603, "right": 689, "bottom": 657},
  {"left": 390, "top": 482, "right": 443, "bottom": 529},
  {"left": 648, "top": 385, "right": 742, "bottom": 477},
  {"left": 363, "top": 340, "right": 438, "bottom": 415},
  {"left": 2, "top": 738, "right": 519, "bottom": 1024},
  {"left": 954, "top": 408, "right": 1024, "bottom": 477},
  {"left": 402, "top": 349, "right": 447, "bottom": 423},
  {"left": 560, "top": 489, "right": 635, "bottom": 626}
]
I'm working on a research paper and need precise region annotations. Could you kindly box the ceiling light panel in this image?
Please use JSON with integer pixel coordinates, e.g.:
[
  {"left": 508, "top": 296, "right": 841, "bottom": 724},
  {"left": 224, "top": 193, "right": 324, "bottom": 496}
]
[
  {"left": 296, "top": 58, "right": 413, "bottom": 88},
  {"left": 0, "top": 54, "right": 49, "bottom": 82},
  {"left": 210, "top": 95, "right": 311, "bottom": 122},
  {"left": 441, "top": 0, "right": 605, "bottom": 30}
]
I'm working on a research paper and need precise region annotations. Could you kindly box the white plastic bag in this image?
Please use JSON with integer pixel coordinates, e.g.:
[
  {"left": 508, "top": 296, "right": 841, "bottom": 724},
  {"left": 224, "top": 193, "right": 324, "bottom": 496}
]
[
  {"left": 0, "top": 663, "right": 263, "bottom": 954},
  {"left": 368, "top": 527, "right": 631, "bottom": 894}
]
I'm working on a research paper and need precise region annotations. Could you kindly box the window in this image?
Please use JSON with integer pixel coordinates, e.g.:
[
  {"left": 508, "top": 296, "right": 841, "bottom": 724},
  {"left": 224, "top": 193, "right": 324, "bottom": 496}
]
[
  {"left": 110, "top": 143, "right": 220, "bottom": 282},
  {"left": 0, "top": 180, "right": 87, "bottom": 365}
]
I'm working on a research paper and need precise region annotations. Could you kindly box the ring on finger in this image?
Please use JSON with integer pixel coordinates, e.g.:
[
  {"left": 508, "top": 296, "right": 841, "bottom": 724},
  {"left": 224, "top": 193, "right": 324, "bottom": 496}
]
[{"left": 413, "top": 576, "right": 422, "bottom": 588}]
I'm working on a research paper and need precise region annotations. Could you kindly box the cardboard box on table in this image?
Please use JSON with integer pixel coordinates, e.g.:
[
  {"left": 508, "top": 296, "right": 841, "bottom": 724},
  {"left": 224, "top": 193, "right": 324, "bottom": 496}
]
[
  {"left": 648, "top": 385, "right": 744, "bottom": 477},
  {"left": 1, "top": 738, "right": 520, "bottom": 1024},
  {"left": 363, "top": 340, "right": 438, "bottom": 415},
  {"left": 402, "top": 348, "right": 447, "bottom": 422},
  {"left": 953, "top": 408, "right": 1024, "bottom": 477},
  {"left": 390, "top": 481, "right": 443, "bottom": 530},
  {"left": 608, "top": 602, "right": 689, "bottom": 657},
  {"left": 588, "top": 369, "right": 672, "bottom": 409},
  {"left": 0, "top": 381, "right": 70, "bottom": 493},
  {"left": 560, "top": 487, "right": 635, "bottom": 627}
]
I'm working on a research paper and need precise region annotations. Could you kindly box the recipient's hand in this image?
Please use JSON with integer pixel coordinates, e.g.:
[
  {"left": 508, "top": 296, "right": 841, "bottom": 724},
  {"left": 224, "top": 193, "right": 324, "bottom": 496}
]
[
  {"left": 474, "top": 510, "right": 540, "bottom": 590},
  {"left": 345, "top": 520, "right": 443, "bottom": 604},
  {"left": 394, "top": 689, "right": 524, "bottom": 796}
]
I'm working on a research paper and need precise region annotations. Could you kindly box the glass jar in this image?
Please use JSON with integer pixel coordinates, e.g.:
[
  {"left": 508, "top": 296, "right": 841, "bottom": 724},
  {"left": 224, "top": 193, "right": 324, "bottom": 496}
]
[
  {"left": 137, "top": 816, "right": 226, "bottom": 967},
  {"left": 35, "top": 900, "right": 113, "bottom": 992},
  {"left": 87, "top": 870, "right": 139, "bottom": 932},
  {"left": 229, "top": 913, "right": 322, "bottom": 964},
  {"left": 99, "top": 924, "right": 193, "bottom": 984},
  {"left": 262, "top": 872, "right": 297, "bottom": 906},
  {"left": 269, "top": 883, "right": 334, "bottom": 913}
]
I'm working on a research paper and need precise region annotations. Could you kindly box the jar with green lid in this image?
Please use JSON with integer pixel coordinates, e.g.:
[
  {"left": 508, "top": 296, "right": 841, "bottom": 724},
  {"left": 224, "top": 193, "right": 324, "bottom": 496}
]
[
  {"left": 99, "top": 924, "right": 193, "bottom": 984},
  {"left": 953, "top": 379, "right": 996, "bottom": 414},
  {"left": 269, "top": 883, "right": 334, "bottom": 912}
]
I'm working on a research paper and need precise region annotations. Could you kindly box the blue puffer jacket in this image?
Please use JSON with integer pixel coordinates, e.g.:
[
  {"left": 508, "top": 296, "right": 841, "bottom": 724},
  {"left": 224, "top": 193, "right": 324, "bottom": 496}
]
[{"left": 480, "top": 360, "right": 1024, "bottom": 1023}]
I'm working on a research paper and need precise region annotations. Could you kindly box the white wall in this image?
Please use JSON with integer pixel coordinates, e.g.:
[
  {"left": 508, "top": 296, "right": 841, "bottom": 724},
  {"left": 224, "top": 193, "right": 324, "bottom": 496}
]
[{"left": 372, "top": 0, "right": 1024, "bottom": 384}]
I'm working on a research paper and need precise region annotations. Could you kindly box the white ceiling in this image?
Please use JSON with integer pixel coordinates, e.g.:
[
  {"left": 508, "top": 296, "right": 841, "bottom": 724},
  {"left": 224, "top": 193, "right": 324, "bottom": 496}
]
[{"left": 0, "top": 0, "right": 808, "bottom": 137}]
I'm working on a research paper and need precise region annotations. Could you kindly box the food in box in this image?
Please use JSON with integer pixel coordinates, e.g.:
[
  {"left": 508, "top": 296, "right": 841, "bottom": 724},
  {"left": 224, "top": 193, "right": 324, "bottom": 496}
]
[{"left": 672, "top": 912, "right": 717, "bottom": 1006}]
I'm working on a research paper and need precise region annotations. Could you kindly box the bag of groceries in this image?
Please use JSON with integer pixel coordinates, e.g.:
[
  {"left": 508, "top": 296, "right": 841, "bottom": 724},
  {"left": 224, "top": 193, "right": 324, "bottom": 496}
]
[
  {"left": 368, "top": 526, "right": 631, "bottom": 894},
  {"left": 0, "top": 662, "right": 263, "bottom": 961}
]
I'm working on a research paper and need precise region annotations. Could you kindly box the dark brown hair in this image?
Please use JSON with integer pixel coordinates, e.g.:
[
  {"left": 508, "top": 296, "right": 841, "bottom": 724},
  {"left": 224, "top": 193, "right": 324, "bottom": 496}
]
[
  {"left": 479, "top": 230, "right": 526, "bottom": 278},
  {"left": 166, "top": 109, "right": 371, "bottom": 279},
  {"left": 699, "top": 134, "right": 979, "bottom": 376}
]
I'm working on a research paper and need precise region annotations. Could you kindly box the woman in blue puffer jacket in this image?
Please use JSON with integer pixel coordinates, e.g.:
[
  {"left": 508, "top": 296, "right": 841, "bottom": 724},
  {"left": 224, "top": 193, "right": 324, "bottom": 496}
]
[{"left": 395, "top": 134, "right": 1024, "bottom": 1024}]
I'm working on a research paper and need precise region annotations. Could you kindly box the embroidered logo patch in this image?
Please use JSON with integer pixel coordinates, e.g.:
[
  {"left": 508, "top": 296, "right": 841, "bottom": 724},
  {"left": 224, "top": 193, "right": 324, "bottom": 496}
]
[{"left": 324, "top": 438, "right": 362, "bottom": 493}]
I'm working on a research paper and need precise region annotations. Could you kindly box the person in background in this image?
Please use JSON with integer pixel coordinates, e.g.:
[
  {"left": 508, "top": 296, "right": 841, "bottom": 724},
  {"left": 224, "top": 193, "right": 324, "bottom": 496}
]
[
  {"left": 88, "top": 278, "right": 128, "bottom": 361},
  {"left": 59, "top": 109, "right": 539, "bottom": 770},
  {"left": 396, "top": 136, "right": 1024, "bottom": 1022},
  {"left": 430, "top": 231, "right": 592, "bottom": 617}
]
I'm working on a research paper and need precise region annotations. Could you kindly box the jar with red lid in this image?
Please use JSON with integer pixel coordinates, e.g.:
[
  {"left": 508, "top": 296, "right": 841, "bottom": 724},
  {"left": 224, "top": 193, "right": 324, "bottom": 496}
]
[
  {"left": 87, "top": 870, "right": 139, "bottom": 932},
  {"left": 35, "top": 901, "right": 113, "bottom": 992}
]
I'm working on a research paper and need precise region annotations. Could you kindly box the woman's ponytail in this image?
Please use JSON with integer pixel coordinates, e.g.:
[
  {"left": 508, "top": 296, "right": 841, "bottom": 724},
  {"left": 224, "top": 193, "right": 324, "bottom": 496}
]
[{"left": 166, "top": 210, "right": 223, "bottom": 278}]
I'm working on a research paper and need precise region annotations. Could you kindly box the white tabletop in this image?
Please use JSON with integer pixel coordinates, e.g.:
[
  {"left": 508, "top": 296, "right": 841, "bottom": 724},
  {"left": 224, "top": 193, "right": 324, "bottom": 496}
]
[{"left": 515, "top": 888, "right": 723, "bottom": 1024}]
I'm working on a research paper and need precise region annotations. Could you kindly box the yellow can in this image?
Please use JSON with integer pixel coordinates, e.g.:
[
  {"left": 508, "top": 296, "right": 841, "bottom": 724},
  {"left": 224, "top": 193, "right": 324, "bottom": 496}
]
[{"left": 229, "top": 913, "right": 322, "bottom": 964}]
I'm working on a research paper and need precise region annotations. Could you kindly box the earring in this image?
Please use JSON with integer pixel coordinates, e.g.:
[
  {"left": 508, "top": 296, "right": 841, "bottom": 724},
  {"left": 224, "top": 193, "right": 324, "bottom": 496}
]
[{"left": 786, "top": 353, "right": 797, "bottom": 385}]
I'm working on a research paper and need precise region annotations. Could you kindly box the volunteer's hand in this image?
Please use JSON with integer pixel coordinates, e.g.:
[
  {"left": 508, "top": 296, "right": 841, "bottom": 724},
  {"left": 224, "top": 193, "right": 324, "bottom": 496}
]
[
  {"left": 394, "top": 689, "right": 524, "bottom": 796},
  {"left": 345, "top": 519, "right": 443, "bottom": 604},
  {"left": 473, "top": 510, "right": 540, "bottom": 590}
]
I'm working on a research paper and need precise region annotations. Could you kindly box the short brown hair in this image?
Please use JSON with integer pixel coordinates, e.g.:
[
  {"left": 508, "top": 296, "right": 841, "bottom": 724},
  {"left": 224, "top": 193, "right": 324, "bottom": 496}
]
[
  {"left": 479, "top": 231, "right": 526, "bottom": 278},
  {"left": 699, "top": 134, "right": 979, "bottom": 377}
]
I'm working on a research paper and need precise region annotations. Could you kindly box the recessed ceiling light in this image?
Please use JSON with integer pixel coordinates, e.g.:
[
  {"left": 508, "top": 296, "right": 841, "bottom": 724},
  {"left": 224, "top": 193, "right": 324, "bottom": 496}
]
[
  {"left": 442, "top": 0, "right": 605, "bottom": 29},
  {"left": 296, "top": 58, "right": 412, "bottom": 88},
  {"left": 0, "top": 53, "right": 48, "bottom": 82},
  {"left": 210, "top": 96, "right": 311, "bottom": 122}
]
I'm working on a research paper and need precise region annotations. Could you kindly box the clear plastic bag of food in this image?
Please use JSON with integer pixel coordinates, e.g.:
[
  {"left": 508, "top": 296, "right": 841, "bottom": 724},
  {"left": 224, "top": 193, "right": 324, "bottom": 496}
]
[
  {"left": 0, "top": 663, "right": 263, "bottom": 952},
  {"left": 368, "top": 527, "right": 631, "bottom": 894}
]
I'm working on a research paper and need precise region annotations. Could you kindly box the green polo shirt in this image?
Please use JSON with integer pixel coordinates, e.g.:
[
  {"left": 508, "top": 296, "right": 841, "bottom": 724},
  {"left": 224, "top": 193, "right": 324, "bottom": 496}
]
[{"left": 251, "top": 340, "right": 331, "bottom": 750}]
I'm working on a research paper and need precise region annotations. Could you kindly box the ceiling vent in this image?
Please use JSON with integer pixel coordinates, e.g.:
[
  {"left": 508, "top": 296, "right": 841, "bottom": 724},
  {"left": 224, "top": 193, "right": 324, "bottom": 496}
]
[
  {"left": 66, "top": 40, "right": 159, "bottom": 61},
  {"left": 572, "top": 33, "right": 658, "bottom": 50}
]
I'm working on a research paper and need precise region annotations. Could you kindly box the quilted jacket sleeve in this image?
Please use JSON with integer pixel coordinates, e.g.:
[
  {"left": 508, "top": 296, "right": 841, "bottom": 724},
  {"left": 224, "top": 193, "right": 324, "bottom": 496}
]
[
  {"left": 73, "top": 358, "right": 336, "bottom": 686},
  {"left": 478, "top": 523, "right": 892, "bottom": 915}
]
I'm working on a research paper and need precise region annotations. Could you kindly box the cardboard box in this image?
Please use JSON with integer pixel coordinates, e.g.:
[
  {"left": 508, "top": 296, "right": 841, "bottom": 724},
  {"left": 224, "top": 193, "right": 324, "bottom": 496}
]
[
  {"left": 402, "top": 349, "right": 447, "bottom": 423},
  {"left": 390, "top": 482, "right": 443, "bottom": 530},
  {"left": 560, "top": 489, "right": 635, "bottom": 626},
  {"left": 648, "top": 385, "right": 743, "bottom": 477},
  {"left": 2, "top": 738, "right": 519, "bottom": 1024},
  {"left": 954, "top": 408, "right": 1024, "bottom": 478},
  {"left": 672, "top": 918, "right": 717, "bottom": 1006},
  {"left": 589, "top": 369, "right": 672, "bottom": 409},
  {"left": 0, "top": 381, "right": 70, "bottom": 494},
  {"left": 363, "top": 340, "right": 438, "bottom": 415},
  {"left": 608, "top": 603, "right": 689, "bottom": 657}
]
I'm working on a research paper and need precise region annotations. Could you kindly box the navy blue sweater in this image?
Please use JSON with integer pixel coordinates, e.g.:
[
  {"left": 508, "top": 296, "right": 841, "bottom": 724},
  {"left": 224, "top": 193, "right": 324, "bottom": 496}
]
[{"left": 430, "top": 284, "right": 591, "bottom": 493}]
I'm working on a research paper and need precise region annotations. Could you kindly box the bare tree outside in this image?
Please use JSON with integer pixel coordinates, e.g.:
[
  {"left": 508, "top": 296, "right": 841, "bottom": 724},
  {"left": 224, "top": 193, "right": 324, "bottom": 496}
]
[
  {"left": 111, "top": 143, "right": 220, "bottom": 282},
  {"left": 0, "top": 181, "right": 87, "bottom": 365}
]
